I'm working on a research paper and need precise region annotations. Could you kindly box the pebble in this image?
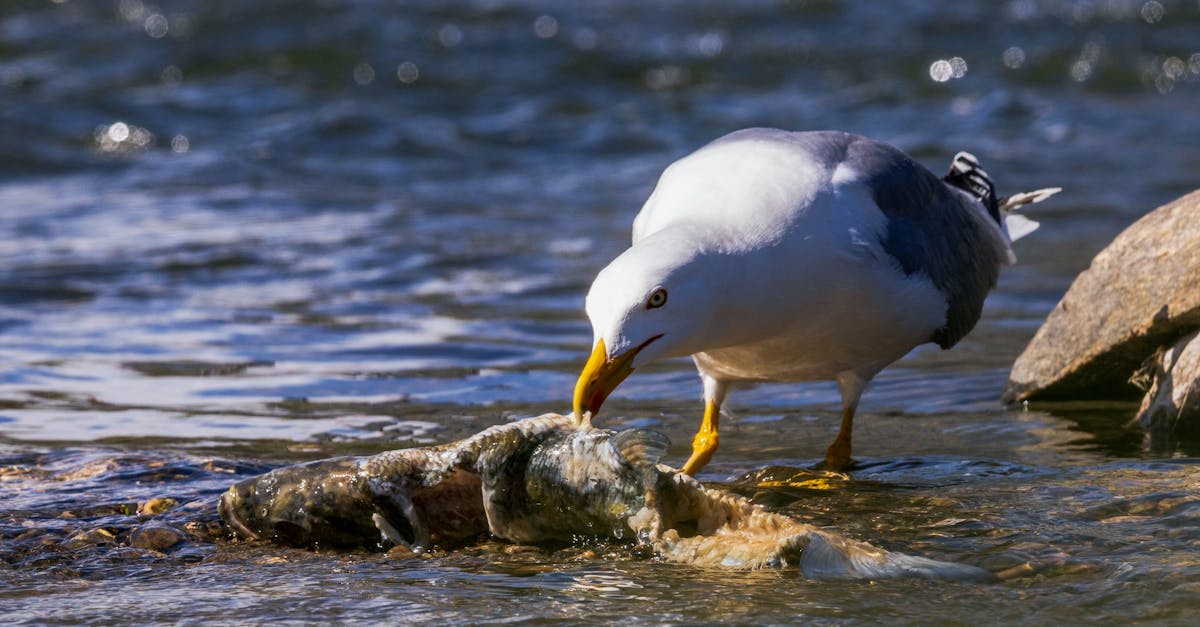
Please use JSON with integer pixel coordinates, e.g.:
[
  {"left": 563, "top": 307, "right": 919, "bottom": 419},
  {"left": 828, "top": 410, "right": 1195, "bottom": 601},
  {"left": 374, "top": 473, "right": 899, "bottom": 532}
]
[
  {"left": 387, "top": 544, "right": 418, "bottom": 558},
  {"left": 64, "top": 527, "right": 116, "bottom": 548},
  {"left": 1171, "top": 581, "right": 1200, "bottom": 594},
  {"left": 182, "top": 520, "right": 223, "bottom": 541},
  {"left": 1100, "top": 515, "right": 1152, "bottom": 524},
  {"left": 995, "top": 562, "right": 1035, "bottom": 580},
  {"left": 138, "top": 497, "right": 178, "bottom": 515},
  {"left": 130, "top": 523, "right": 187, "bottom": 551},
  {"left": 555, "top": 547, "right": 597, "bottom": 560},
  {"left": 502, "top": 544, "right": 541, "bottom": 556}
]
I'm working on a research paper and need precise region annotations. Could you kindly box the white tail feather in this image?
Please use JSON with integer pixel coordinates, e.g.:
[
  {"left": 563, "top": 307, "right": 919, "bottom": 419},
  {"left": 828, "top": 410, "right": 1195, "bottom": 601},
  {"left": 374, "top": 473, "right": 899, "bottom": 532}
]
[
  {"left": 999, "top": 186, "right": 1060, "bottom": 242},
  {"left": 944, "top": 150, "right": 1061, "bottom": 248},
  {"left": 1004, "top": 213, "right": 1040, "bottom": 242},
  {"left": 999, "top": 187, "right": 1062, "bottom": 212}
]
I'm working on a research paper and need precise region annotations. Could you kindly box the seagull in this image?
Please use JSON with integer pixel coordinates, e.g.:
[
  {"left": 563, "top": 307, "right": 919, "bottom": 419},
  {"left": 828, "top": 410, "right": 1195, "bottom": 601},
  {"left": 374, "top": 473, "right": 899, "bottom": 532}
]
[{"left": 572, "top": 128, "right": 1059, "bottom": 474}]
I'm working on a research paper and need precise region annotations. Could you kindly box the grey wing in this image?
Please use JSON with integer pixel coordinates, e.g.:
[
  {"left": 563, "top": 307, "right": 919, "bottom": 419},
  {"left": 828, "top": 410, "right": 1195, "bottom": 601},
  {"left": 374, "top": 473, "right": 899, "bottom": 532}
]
[{"left": 843, "top": 136, "right": 1010, "bottom": 349}]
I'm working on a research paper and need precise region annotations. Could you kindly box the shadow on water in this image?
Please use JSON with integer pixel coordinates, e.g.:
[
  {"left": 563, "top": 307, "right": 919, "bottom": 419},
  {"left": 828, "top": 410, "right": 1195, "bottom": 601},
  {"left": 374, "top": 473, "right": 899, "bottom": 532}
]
[{"left": 1035, "top": 401, "right": 1200, "bottom": 459}]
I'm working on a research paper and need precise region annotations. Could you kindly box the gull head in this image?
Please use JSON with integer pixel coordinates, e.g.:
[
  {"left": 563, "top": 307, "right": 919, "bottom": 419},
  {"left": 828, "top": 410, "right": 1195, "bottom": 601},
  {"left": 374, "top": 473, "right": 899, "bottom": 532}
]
[{"left": 573, "top": 231, "right": 716, "bottom": 422}]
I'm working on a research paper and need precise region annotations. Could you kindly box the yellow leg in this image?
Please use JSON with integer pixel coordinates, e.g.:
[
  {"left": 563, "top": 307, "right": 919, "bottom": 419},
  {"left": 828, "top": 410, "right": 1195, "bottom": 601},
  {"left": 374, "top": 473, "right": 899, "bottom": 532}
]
[
  {"left": 681, "top": 399, "right": 720, "bottom": 476},
  {"left": 823, "top": 406, "right": 855, "bottom": 471}
]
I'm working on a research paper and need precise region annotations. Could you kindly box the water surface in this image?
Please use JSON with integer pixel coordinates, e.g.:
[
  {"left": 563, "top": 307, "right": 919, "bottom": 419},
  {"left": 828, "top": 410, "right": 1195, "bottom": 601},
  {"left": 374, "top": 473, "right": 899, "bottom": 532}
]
[{"left": 3, "top": 1, "right": 1200, "bottom": 623}]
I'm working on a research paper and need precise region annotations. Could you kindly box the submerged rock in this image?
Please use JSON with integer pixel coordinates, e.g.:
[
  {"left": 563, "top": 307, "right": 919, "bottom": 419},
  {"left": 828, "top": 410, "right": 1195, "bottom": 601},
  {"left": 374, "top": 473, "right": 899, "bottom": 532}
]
[
  {"left": 1004, "top": 190, "right": 1200, "bottom": 430},
  {"left": 137, "top": 497, "right": 178, "bottom": 516},
  {"left": 130, "top": 522, "right": 187, "bottom": 551},
  {"left": 64, "top": 527, "right": 116, "bottom": 548}
]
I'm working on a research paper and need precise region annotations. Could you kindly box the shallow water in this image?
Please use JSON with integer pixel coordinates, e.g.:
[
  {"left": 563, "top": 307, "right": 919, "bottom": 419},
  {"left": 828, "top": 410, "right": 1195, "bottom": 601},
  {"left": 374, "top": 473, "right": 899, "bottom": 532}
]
[{"left": 3, "top": 0, "right": 1200, "bottom": 623}]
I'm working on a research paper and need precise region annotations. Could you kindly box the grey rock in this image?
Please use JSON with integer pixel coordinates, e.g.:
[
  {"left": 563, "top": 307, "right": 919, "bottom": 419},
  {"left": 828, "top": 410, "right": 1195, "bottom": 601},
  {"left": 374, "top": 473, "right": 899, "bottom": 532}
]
[
  {"left": 1004, "top": 190, "right": 1200, "bottom": 403},
  {"left": 130, "top": 522, "right": 186, "bottom": 551}
]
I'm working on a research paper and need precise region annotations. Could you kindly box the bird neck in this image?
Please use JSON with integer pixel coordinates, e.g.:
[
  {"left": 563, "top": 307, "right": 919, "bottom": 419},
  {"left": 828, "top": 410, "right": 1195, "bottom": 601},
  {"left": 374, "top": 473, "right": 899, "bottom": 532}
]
[{"left": 690, "top": 246, "right": 797, "bottom": 351}]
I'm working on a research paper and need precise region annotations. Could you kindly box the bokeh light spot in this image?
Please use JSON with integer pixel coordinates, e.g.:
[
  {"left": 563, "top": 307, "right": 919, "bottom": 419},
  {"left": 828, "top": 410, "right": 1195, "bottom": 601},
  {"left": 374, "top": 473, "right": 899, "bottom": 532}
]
[
  {"left": 930, "top": 60, "right": 952, "bottom": 82},
  {"left": 1071, "top": 60, "right": 1094, "bottom": 82},
  {"left": 144, "top": 13, "right": 168, "bottom": 38},
  {"left": 1140, "top": 0, "right": 1164, "bottom": 23},
  {"left": 96, "top": 121, "right": 155, "bottom": 153},
  {"left": 929, "top": 57, "right": 966, "bottom": 82},
  {"left": 697, "top": 32, "right": 724, "bottom": 57},
  {"left": 533, "top": 15, "right": 558, "bottom": 39},
  {"left": 396, "top": 61, "right": 420, "bottom": 84},
  {"left": 353, "top": 62, "right": 375, "bottom": 86},
  {"left": 1162, "top": 56, "right": 1185, "bottom": 80},
  {"left": 118, "top": 0, "right": 144, "bottom": 22},
  {"left": 107, "top": 122, "right": 130, "bottom": 143},
  {"left": 1002, "top": 46, "right": 1026, "bottom": 69},
  {"left": 438, "top": 24, "right": 463, "bottom": 48},
  {"left": 949, "top": 56, "right": 968, "bottom": 77}
]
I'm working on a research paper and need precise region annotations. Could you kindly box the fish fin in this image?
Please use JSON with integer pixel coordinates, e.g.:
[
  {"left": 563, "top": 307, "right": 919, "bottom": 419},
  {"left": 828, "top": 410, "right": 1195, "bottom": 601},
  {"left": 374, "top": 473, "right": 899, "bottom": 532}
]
[
  {"left": 371, "top": 492, "right": 430, "bottom": 552},
  {"left": 611, "top": 429, "right": 671, "bottom": 470},
  {"left": 373, "top": 513, "right": 409, "bottom": 547}
]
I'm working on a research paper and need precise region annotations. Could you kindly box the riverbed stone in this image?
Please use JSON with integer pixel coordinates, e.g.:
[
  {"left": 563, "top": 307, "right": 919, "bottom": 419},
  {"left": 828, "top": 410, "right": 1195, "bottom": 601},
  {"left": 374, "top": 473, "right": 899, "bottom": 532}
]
[
  {"left": 1004, "top": 189, "right": 1200, "bottom": 403},
  {"left": 137, "top": 497, "right": 178, "bottom": 516},
  {"left": 64, "top": 527, "right": 116, "bottom": 548},
  {"left": 129, "top": 522, "right": 187, "bottom": 551}
]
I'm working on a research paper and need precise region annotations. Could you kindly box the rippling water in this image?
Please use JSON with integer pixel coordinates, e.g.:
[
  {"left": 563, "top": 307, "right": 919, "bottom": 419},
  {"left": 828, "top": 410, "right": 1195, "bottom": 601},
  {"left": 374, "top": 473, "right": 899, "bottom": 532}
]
[{"left": 3, "top": 1, "right": 1200, "bottom": 623}]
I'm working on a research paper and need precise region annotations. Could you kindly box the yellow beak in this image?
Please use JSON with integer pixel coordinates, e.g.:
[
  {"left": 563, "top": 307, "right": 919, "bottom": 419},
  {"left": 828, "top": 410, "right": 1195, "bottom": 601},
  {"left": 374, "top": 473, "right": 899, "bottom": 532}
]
[{"left": 572, "top": 338, "right": 640, "bottom": 424}]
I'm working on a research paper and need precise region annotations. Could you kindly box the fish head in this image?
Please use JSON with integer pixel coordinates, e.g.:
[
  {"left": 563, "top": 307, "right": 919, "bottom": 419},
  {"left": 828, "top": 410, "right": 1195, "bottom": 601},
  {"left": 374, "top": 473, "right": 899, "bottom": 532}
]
[{"left": 481, "top": 422, "right": 672, "bottom": 544}]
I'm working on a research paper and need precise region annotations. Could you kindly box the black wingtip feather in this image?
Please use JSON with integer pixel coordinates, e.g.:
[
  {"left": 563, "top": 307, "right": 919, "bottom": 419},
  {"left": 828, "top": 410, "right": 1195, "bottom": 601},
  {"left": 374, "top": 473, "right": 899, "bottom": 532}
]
[{"left": 943, "top": 151, "right": 1000, "bottom": 224}]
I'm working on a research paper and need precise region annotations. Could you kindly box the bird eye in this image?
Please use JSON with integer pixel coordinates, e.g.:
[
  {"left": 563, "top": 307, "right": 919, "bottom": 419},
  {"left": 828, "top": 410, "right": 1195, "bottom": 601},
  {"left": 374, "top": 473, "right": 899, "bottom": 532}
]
[{"left": 646, "top": 288, "right": 668, "bottom": 309}]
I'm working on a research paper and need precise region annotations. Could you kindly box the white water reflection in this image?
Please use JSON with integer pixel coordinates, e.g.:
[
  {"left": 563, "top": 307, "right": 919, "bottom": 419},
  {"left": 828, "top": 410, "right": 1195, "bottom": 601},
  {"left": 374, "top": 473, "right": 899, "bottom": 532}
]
[{"left": 0, "top": 408, "right": 439, "bottom": 443}]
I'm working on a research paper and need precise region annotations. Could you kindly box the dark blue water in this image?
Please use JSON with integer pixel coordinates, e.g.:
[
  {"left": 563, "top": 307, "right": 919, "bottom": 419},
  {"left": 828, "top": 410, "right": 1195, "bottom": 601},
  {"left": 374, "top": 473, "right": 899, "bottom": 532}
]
[{"left": 2, "top": 1, "right": 1200, "bottom": 623}]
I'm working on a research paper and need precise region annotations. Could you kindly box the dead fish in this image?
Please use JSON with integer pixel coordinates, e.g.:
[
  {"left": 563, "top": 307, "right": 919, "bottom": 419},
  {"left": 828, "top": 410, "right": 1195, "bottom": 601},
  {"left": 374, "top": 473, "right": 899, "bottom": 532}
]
[
  {"left": 219, "top": 413, "right": 989, "bottom": 580},
  {"left": 218, "top": 414, "right": 655, "bottom": 549}
]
